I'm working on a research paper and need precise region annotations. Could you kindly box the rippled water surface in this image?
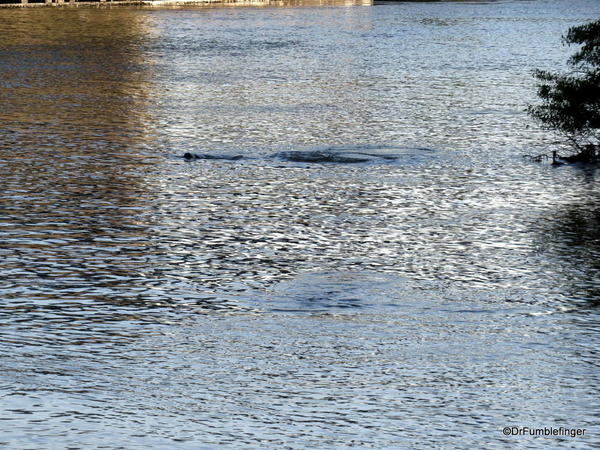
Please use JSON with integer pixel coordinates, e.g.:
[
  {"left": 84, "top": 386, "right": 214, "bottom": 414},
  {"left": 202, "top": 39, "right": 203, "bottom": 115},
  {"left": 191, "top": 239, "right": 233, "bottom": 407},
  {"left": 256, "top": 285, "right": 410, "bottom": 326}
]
[{"left": 1, "top": 0, "right": 599, "bottom": 447}]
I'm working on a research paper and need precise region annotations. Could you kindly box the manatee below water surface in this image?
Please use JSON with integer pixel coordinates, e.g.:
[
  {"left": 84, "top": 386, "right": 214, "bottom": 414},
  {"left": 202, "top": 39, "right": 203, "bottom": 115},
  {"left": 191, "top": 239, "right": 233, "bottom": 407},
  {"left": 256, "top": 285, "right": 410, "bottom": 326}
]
[{"left": 182, "top": 146, "right": 434, "bottom": 164}]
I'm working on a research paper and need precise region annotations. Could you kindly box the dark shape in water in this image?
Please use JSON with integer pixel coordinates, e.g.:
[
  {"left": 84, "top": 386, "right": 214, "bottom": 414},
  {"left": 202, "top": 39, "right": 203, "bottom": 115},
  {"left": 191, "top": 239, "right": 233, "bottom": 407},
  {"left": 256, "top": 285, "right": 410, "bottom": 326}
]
[
  {"left": 551, "top": 151, "right": 565, "bottom": 166},
  {"left": 182, "top": 147, "right": 428, "bottom": 164},
  {"left": 550, "top": 146, "right": 600, "bottom": 166},
  {"left": 273, "top": 150, "right": 371, "bottom": 163},
  {"left": 183, "top": 152, "right": 244, "bottom": 161},
  {"left": 562, "top": 144, "right": 599, "bottom": 163},
  {"left": 272, "top": 150, "right": 400, "bottom": 164}
]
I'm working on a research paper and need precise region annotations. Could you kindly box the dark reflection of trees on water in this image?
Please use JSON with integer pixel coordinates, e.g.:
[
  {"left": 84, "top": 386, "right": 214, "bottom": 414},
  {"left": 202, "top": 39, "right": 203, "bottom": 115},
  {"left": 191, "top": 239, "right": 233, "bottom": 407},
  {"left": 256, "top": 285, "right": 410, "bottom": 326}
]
[
  {"left": 540, "top": 183, "right": 600, "bottom": 307},
  {"left": 0, "top": 10, "right": 173, "bottom": 337},
  {"left": 537, "top": 177, "right": 600, "bottom": 414}
]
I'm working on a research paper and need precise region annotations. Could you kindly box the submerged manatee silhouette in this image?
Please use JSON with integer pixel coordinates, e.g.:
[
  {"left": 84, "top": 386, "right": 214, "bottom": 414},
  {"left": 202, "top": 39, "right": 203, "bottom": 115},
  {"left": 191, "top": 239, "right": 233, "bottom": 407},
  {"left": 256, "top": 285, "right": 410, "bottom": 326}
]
[
  {"left": 182, "top": 146, "right": 432, "bottom": 164},
  {"left": 183, "top": 152, "right": 244, "bottom": 161},
  {"left": 272, "top": 150, "right": 373, "bottom": 163}
]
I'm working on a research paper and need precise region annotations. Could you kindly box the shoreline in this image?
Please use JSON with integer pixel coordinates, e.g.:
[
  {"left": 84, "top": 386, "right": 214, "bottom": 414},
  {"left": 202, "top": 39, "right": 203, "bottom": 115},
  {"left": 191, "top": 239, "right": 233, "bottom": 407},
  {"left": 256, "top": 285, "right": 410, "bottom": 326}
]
[
  {"left": 0, "top": 0, "right": 309, "bottom": 8},
  {"left": 0, "top": 0, "right": 468, "bottom": 8}
]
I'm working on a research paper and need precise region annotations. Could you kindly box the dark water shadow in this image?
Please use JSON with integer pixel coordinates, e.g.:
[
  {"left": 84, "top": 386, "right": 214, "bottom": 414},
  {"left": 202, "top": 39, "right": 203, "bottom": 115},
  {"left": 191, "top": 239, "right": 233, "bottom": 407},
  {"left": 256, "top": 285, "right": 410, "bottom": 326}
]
[
  {"left": 254, "top": 272, "right": 419, "bottom": 313},
  {"left": 536, "top": 195, "right": 600, "bottom": 308}
]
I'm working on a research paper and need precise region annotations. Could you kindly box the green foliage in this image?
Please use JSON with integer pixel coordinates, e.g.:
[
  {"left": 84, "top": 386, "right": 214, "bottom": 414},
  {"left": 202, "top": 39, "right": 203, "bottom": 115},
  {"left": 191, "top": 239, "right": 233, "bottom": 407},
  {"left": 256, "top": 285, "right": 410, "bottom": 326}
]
[{"left": 528, "top": 20, "right": 600, "bottom": 160}]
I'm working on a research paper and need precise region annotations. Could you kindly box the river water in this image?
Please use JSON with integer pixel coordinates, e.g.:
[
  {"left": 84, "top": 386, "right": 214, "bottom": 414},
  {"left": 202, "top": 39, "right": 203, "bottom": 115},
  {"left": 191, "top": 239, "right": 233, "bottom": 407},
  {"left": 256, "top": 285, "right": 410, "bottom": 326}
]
[{"left": 1, "top": 0, "right": 599, "bottom": 448}]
